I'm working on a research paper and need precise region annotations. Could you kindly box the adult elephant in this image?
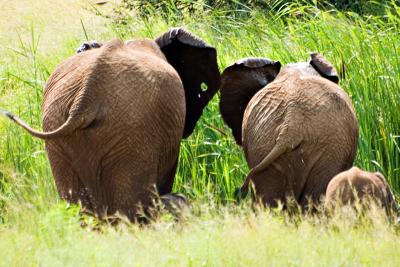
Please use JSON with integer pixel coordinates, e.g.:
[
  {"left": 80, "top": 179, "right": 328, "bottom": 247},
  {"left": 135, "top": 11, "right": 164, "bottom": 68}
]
[
  {"left": 3, "top": 28, "right": 220, "bottom": 220},
  {"left": 219, "top": 54, "right": 358, "bottom": 208}
]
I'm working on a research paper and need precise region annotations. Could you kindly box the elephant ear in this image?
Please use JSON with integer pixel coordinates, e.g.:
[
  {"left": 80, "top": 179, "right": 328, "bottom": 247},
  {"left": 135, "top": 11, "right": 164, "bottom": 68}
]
[
  {"left": 219, "top": 58, "right": 281, "bottom": 145},
  {"left": 76, "top": 41, "right": 102, "bottom": 53},
  {"left": 309, "top": 53, "right": 339, "bottom": 83},
  {"left": 155, "top": 28, "right": 220, "bottom": 138},
  {"left": 374, "top": 172, "right": 398, "bottom": 212}
]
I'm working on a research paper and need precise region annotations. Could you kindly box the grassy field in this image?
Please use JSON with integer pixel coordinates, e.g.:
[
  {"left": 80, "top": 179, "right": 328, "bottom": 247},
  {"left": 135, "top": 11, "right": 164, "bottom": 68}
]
[{"left": 0, "top": 0, "right": 400, "bottom": 266}]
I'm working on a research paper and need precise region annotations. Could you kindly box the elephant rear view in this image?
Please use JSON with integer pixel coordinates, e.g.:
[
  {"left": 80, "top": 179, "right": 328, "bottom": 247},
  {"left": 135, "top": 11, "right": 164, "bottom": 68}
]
[
  {"left": 220, "top": 54, "right": 358, "bottom": 208},
  {"left": 3, "top": 28, "right": 220, "bottom": 220},
  {"left": 325, "top": 167, "right": 398, "bottom": 216}
]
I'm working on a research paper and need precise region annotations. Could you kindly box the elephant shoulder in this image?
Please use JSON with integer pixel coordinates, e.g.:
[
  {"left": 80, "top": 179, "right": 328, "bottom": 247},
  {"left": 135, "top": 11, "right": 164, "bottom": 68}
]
[
  {"left": 102, "top": 39, "right": 124, "bottom": 50},
  {"left": 97, "top": 39, "right": 177, "bottom": 79},
  {"left": 47, "top": 41, "right": 124, "bottom": 82},
  {"left": 321, "top": 81, "right": 355, "bottom": 114},
  {"left": 297, "top": 76, "right": 354, "bottom": 112}
]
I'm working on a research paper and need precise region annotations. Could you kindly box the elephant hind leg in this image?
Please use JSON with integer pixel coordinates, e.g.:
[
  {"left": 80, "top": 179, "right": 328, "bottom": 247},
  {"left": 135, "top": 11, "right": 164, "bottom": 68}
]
[
  {"left": 158, "top": 155, "right": 179, "bottom": 195},
  {"left": 159, "top": 193, "right": 189, "bottom": 218},
  {"left": 250, "top": 163, "right": 292, "bottom": 208},
  {"left": 241, "top": 135, "right": 303, "bottom": 195},
  {"left": 299, "top": 155, "right": 343, "bottom": 210},
  {"left": 47, "top": 145, "right": 94, "bottom": 211},
  {"left": 241, "top": 145, "right": 287, "bottom": 195},
  {"left": 97, "top": 158, "right": 159, "bottom": 221}
]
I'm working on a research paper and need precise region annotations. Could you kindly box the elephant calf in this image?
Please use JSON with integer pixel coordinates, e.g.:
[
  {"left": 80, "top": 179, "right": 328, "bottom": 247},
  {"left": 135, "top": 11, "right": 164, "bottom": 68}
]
[
  {"left": 325, "top": 167, "right": 398, "bottom": 215},
  {"left": 220, "top": 53, "right": 359, "bottom": 208},
  {"left": 2, "top": 28, "right": 220, "bottom": 220}
]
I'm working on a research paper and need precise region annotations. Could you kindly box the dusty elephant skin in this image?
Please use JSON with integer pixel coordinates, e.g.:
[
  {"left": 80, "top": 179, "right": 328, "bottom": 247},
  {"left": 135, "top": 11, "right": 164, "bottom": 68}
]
[
  {"left": 325, "top": 167, "right": 398, "bottom": 215},
  {"left": 219, "top": 53, "right": 359, "bottom": 208},
  {"left": 2, "top": 28, "right": 220, "bottom": 221}
]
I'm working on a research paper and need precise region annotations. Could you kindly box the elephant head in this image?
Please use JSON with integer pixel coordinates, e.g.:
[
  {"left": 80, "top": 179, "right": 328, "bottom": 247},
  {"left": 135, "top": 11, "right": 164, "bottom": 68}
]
[
  {"left": 220, "top": 53, "right": 358, "bottom": 209},
  {"left": 325, "top": 167, "right": 398, "bottom": 216}
]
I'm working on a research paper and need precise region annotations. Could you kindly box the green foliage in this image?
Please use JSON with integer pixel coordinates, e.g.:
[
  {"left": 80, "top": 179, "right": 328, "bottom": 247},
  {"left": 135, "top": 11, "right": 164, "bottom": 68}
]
[
  {"left": 1, "top": 0, "right": 400, "bottom": 205},
  {"left": 0, "top": 1, "right": 400, "bottom": 264},
  {"left": 108, "top": 0, "right": 394, "bottom": 27},
  {"left": 2, "top": 0, "right": 400, "bottom": 205},
  {"left": 1, "top": 202, "right": 400, "bottom": 266}
]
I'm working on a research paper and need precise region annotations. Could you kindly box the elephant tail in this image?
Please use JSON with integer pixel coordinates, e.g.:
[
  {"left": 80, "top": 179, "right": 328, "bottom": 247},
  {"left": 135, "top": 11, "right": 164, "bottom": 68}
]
[
  {"left": 240, "top": 144, "right": 287, "bottom": 194},
  {"left": 0, "top": 108, "right": 95, "bottom": 140},
  {"left": 1, "top": 51, "right": 100, "bottom": 140},
  {"left": 240, "top": 129, "right": 303, "bottom": 195}
]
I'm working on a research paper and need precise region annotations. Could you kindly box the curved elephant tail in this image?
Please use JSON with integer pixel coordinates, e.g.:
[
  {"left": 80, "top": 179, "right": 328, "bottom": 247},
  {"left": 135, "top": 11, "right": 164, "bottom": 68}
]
[
  {"left": 239, "top": 144, "right": 287, "bottom": 195},
  {"left": 0, "top": 51, "right": 100, "bottom": 140},
  {"left": 0, "top": 108, "right": 94, "bottom": 140},
  {"left": 239, "top": 127, "right": 304, "bottom": 197},
  {"left": 219, "top": 58, "right": 281, "bottom": 145}
]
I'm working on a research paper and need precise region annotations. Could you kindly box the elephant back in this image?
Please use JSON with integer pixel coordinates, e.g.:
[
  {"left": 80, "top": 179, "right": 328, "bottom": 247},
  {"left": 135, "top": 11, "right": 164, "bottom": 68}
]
[
  {"left": 42, "top": 39, "right": 185, "bottom": 142},
  {"left": 326, "top": 167, "right": 398, "bottom": 216}
]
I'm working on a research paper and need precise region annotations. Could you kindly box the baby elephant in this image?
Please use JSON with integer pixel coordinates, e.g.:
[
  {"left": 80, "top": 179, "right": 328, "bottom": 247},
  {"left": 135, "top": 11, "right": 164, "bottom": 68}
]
[
  {"left": 325, "top": 167, "right": 397, "bottom": 215},
  {"left": 220, "top": 54, "right": 359, "bottom": 208}
]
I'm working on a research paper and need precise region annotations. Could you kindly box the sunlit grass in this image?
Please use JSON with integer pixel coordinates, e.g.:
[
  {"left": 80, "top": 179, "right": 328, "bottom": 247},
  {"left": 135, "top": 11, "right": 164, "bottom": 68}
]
[
  {"left": 0, "top": 0, "right": 400, "bottom": 265},
  {"left": 0, "top": 201, "right": 399, "bottom": 266}
]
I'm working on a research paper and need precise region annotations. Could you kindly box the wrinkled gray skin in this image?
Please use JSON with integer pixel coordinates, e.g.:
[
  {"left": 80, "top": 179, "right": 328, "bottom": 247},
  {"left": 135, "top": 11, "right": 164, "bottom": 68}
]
[
  {"left": 2, "top": 28, "right": 220, "bottom": 221},
  {"left": 219, "top": 54, "right": 358, "bottom": 208},
  {"left": 325, "top": 167, "right": 398, "bottom": 216}
]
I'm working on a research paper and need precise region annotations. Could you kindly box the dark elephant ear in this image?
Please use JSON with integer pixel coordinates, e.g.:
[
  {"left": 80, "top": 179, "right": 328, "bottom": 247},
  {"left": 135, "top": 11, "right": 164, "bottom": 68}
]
[
  {"left": 374, "top": 172, "right": 398, "bottom": 214},
  {"left": 309, "top": 53, "right": 339, "bottom": 83},
  {"left": 76, "top": 41, "right": 102, "bottom": 53},
  {"left": 219, "top": 58, "right": 281, "bottom": 145},
  {"left": 155, "top": 28, "right": 220, "bottom": 138}
]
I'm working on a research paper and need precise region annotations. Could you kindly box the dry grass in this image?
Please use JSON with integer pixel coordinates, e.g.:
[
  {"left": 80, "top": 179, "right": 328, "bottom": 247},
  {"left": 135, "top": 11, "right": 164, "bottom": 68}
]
[{"left": 0, "top": 0, "right": 109, "bottom": 55}]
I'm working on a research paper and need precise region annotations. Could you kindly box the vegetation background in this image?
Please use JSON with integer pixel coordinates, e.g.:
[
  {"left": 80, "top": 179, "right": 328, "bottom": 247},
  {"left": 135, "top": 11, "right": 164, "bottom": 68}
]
[{"left": 0, "top": 0, "right": 400, "bottom": 266}]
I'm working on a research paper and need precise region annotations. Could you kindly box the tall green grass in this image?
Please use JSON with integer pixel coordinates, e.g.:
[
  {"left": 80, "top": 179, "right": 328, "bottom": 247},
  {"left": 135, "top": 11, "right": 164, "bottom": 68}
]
[
  {"left": 1, "top": 0, "right": 400, "bottom": 208},
  {"left": 171, "top": 1, "right": 400, "bottom": 199},
  {"left": 0, "top": 1, "right": 400, "bottom": 265},
  {"left": 1, "top": 0, "right": 400, "bottom": 209}
]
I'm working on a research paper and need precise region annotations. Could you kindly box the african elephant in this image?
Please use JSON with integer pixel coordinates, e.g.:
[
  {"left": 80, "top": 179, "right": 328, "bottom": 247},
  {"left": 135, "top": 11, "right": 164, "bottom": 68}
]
[
  {"left": 2, "top": 28, "right": 220, "bottom": 220},
  {"left": 219, "top": 53, "right": 358, "bottom": 208},
  {"left": 325, "top": 167, "right": 397, "bottom": 215}
]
